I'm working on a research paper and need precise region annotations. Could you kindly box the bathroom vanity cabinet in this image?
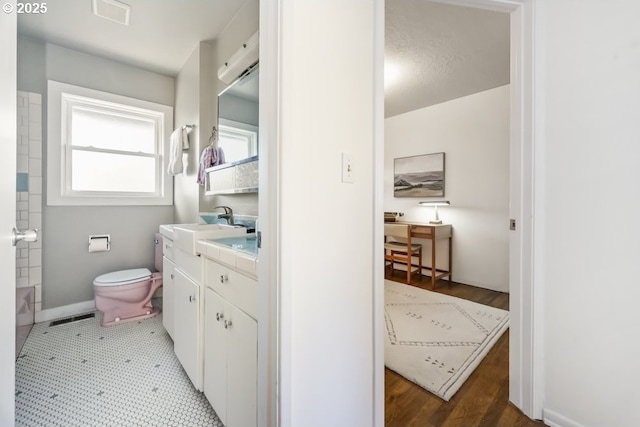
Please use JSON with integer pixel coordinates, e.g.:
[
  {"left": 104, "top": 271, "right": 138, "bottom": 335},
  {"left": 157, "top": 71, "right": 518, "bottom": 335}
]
[
  {"left": 200, "top": 237, "right": 258, "bottom": 427},
  {"left": 159, "top": 223, "right": 249, "bottom": 393},
  {"left": 173, "top": 248, "right": 205, "bottom": 391}
]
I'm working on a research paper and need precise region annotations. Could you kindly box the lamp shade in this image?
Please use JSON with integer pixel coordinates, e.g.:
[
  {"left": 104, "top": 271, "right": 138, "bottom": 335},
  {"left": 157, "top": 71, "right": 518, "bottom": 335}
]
[{"left": 418, "top": 201, "right": 450, "bottom": 207}]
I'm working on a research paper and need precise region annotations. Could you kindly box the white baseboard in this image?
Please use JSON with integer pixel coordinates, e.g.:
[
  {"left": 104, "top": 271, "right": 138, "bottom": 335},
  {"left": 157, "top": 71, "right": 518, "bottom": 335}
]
[
  {"left": 544, "top": 408, "right": 586, "bottom": 427},
  {"left": 34, "top": 300, "right": 96, "bottom": 324}
]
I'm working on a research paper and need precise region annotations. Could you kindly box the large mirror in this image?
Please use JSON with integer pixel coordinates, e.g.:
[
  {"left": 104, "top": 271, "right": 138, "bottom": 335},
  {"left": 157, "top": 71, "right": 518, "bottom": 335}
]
[{"left": 217, "top": 64, "right": 259, "bottom": 165}]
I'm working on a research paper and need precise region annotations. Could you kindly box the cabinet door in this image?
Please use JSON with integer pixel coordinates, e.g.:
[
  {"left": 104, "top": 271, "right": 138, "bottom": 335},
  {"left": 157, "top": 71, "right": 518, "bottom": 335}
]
[
  {"left": 174, "top": 268, "right": 202, "bottom": 390},
  {"left": 204, "top": 288, "right": 228, "bottom": 424},
  {"left": 162, "top": 256, "right": 176, "bottom": 339},
  {"left": 226, "top": 303, "right": 258, "bottom": 427}
]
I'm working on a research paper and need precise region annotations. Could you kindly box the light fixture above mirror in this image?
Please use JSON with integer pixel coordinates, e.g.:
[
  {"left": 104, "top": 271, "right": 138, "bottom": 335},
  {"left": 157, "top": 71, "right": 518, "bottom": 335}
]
[{"left": 218, "top": 31, "right": 259, "bottom": 84}]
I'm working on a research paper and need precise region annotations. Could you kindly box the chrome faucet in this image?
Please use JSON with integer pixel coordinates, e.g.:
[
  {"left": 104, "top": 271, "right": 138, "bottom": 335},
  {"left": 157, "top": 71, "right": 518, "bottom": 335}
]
[{"left": 213, "top": 206, "right": 233, "bottom": 224}]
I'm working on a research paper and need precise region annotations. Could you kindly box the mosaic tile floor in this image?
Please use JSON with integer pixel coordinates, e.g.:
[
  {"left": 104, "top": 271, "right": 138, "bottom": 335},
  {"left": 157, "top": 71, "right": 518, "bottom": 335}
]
[{"left": 15, "top": 313, "right": 223, "bottom": 427}]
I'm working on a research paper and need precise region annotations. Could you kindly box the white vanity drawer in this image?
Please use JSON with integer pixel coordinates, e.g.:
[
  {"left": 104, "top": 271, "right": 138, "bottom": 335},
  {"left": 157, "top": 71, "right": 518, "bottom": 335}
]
[{"left": 205, "top": 259, "right": 257, "bottom": 319}]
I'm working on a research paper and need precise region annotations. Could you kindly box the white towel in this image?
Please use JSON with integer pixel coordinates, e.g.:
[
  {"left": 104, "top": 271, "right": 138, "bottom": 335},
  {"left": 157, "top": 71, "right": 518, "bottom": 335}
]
[
  {"left": 180, "top": 127, "right": 190, "bottom": 150},
  {"left": 167, "top": 128, "right": 190, "bottom": 175}
]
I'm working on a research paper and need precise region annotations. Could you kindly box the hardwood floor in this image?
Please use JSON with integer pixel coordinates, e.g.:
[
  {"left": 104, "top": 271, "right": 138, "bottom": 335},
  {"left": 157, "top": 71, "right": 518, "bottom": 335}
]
[{"left": 384, "top": 271, "right": 547, "bottom": 427}]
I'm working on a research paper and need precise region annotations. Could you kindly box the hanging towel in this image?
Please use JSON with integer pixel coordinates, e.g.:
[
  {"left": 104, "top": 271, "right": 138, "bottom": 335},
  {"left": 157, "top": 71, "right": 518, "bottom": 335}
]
[
  {"left": 197, "top": 146, "right": 226, "bottom": 185},
  {"left": 167, "top": 128, "right": 190, "bottom": 176}
]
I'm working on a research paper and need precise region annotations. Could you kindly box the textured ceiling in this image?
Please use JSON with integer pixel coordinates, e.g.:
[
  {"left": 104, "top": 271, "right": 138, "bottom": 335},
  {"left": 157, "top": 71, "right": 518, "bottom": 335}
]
[
  {"left": 17, "top": 0, "right": 245, "bottom": 77},
  {"left": 385, "top": 0, "right": 510, "bottom": 118}
]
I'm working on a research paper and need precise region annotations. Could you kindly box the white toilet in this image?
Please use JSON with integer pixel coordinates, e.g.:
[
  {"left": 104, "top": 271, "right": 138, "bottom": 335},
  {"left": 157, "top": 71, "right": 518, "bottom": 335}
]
[{"left": 93, "top": 235, "right": 164, "bottom": 327}]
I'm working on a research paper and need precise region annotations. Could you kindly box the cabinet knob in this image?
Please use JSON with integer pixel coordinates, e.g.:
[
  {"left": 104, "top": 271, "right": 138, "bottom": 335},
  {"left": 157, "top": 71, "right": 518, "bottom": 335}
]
[
  {"left": 224, "top": 319, "right": 233, "bottom": 329},
  {"left": 170, "top": 273, "right": 174, "bottom": 279},
  {"left": 189, "top": 295, "right": 197, "bottom": 303},
  {"left": 216, "top": 312, "right": 224, "bottom": 321},
  {"left": 220, "top": 274, "right": 228, "bottom": 283}
]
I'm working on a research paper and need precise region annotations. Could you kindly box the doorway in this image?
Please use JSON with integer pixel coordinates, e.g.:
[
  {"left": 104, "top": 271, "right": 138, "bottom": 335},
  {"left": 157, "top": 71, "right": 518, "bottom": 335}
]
[
  {"left": 384, "top": 0, "right": 510, "bottom": 425},
  {"left": 376, "top": 0, "right": 539, "bottom": 425},
  {"left": 1, "top": 6, "right": 18, "bottom": 423},
  {"left": 248, "top": 0, "right": 537, "bottom": 425}
]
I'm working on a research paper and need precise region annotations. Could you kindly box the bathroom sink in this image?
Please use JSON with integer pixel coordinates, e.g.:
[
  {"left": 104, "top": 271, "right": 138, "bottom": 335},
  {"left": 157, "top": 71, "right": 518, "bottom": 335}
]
[
  {"left": 171, "top": 223, "right": 247, "bottom": 255},
  {"left": 159, "top": 223, "right": 195, "bottom": 240}
]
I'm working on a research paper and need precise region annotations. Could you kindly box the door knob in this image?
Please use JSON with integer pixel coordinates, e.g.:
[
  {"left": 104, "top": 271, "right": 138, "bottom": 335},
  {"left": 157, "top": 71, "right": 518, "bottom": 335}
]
[{"left": 12, "top": 228, "right": 38, "bottom": 246}]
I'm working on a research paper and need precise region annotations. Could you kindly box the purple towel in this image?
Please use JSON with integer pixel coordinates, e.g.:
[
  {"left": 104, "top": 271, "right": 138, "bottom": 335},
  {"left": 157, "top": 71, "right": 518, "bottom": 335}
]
[{"left": 197, "top": 146, "right": 226, "bottom": 185}]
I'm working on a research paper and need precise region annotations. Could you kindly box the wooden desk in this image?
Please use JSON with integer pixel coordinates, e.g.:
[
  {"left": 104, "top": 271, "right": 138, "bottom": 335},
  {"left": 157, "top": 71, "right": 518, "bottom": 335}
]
[{"left": 397, "top": 222, "right": 452, "bottom": 289}]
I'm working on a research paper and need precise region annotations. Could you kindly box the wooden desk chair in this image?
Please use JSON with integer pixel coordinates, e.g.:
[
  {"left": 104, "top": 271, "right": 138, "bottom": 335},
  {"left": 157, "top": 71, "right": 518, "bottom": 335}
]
[{"left": 384, "top": 223, "right": 423, "bottom": 284}]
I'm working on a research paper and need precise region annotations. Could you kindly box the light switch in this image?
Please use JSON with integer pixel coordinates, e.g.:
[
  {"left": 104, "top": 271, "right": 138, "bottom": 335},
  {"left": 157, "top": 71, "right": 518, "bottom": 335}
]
[{"left": 342, "top": 153, "right": 354, "bottom": 183}]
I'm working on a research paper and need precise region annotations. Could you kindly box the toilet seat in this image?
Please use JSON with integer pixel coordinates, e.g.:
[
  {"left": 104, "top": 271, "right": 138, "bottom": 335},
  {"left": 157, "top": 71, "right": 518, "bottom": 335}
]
[{"left": 93, "top": 268, "right": 152, "bottom": 287}]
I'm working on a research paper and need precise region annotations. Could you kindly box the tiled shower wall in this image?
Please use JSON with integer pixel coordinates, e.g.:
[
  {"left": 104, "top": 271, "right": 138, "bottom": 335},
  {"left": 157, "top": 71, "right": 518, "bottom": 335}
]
[{"left": 16, "top": 91, "right": 42, "bottom": 314}]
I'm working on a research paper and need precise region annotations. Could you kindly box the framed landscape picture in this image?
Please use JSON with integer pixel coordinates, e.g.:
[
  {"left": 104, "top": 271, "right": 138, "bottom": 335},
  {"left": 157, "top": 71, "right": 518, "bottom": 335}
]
[{"left": 394, "top": 152, "right": 445, "bottom": 197}]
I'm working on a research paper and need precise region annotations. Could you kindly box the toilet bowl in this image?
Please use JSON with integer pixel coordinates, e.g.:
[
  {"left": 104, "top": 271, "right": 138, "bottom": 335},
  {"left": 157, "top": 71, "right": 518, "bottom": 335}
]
[
  {"left": 93, "top": 234, "right": 164, "bottom": 327},
  {"left": 93, "top": 268, "right": 162, "bottom": 326}
]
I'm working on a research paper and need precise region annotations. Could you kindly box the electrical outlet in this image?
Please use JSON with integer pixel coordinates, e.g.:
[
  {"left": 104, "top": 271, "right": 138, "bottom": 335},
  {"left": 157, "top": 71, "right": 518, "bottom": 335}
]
[{"left": 342, "top": 153, "right": 354, "bottom": 183}]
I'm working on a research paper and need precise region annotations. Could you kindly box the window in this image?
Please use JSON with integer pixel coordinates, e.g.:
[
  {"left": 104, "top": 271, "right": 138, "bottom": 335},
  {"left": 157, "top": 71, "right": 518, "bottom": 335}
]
[
  {"left": 47, "top": 81, "right": 173, "bottom": 206},
  {"left": 218, "top": 119, "right": 258, "bottom": 164}
]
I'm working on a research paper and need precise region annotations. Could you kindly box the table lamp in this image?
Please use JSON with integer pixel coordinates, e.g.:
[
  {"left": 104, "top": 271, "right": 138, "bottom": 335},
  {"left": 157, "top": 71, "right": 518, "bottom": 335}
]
[{"left": 418, "top": 201, "right": 450, "bottom": 224}]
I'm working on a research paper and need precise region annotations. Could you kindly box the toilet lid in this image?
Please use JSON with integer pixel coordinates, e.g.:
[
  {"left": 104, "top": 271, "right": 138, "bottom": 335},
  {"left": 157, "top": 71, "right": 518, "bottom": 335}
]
[{"left": 94, "top": 268, "right": 152, "bottom": 287}]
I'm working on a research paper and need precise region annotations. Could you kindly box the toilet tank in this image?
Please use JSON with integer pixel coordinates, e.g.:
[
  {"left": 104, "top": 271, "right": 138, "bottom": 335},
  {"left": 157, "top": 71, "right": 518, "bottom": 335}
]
[{"left": 155, "top": 233, "right": 163, "bottom": 272}]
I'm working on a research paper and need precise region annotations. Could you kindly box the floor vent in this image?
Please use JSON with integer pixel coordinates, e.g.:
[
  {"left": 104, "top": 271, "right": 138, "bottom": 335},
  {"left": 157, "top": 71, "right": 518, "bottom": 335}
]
[{"left": 49, "top": 313, "right": 95, "bottom": 327}]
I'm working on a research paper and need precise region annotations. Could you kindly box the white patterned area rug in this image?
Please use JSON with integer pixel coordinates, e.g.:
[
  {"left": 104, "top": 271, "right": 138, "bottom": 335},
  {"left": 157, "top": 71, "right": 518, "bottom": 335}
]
[{"left": 384, "top": 279, "right": 509, "bottom": 401}]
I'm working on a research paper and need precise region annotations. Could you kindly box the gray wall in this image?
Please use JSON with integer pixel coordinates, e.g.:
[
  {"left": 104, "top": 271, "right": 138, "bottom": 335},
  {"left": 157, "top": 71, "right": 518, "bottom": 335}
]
[
  {"left": 173, "top": 42, "right": 208, "bottom": 224},
  {"left": 17, "top": 36, "right": 175, "bottom": 309},
  {"left": 16, "top": 36, "right": 45, "bottom": 94},
  {"left": 219, "top": 94, "right": 259, "bottom": 126},
  {"left": 44, "top": 207, "right": 171, "bottom": 308}
]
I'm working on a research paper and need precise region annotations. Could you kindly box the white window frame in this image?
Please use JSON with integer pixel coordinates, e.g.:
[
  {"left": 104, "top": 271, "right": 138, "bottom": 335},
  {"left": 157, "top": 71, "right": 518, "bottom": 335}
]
[
  {"left": 47, "top": 80, "right": 173, "bottom": 206},
  {"left": 218, "top": 118, "right": 258, "bottom": 162}
]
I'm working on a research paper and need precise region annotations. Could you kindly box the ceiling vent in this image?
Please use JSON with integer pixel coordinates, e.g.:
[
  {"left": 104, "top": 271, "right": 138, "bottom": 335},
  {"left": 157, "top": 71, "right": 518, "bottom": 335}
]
[{"left": 92, "top": 0, "right": 131, "bottom": 26}]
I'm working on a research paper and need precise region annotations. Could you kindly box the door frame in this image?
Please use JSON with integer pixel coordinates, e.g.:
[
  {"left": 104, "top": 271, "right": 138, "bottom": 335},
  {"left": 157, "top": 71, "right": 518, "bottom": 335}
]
[
  {"left": 1, "top": 1, "right": 17, "bottom": 423},
  {"left": 374, "top": 0, "right": 542, "bottom": 421}
]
